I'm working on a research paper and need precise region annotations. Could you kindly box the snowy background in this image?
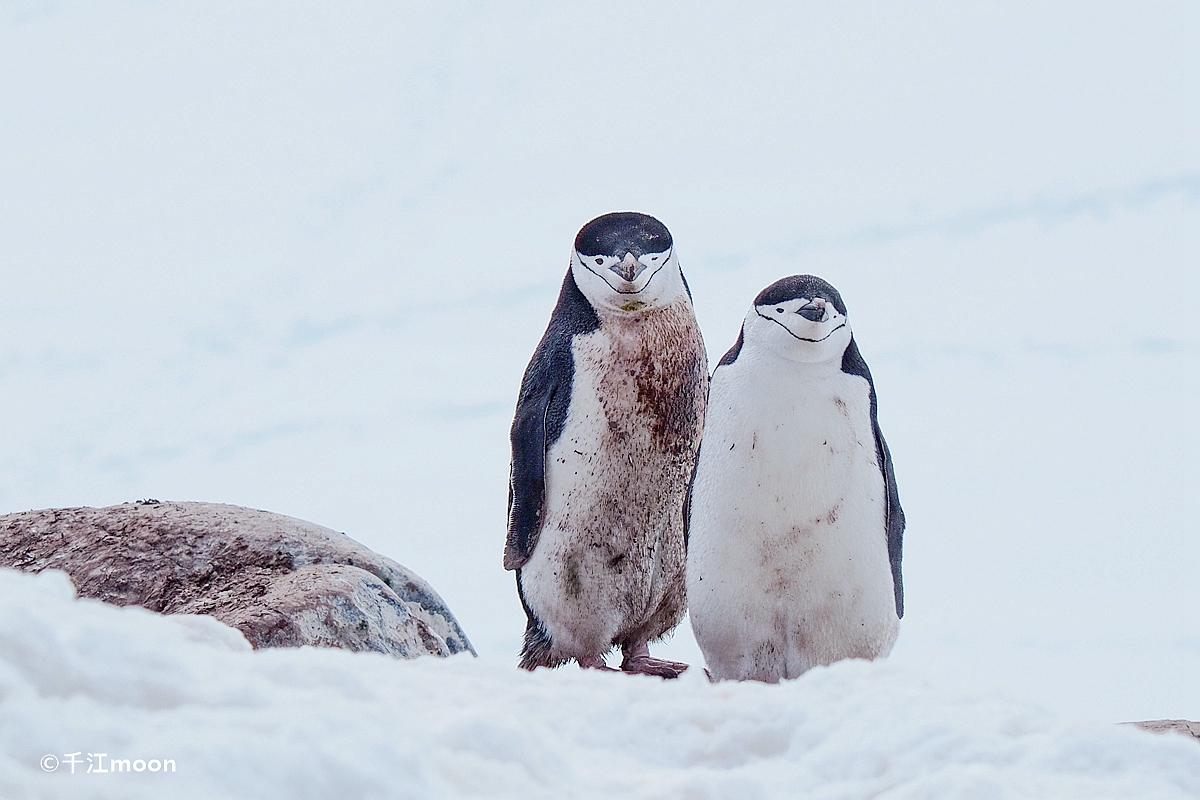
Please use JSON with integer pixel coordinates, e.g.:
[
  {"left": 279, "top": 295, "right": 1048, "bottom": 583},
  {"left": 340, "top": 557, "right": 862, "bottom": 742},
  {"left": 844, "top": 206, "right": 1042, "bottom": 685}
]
[{"left": 2, "top": 1, "right": 1199, "bottom": 790}]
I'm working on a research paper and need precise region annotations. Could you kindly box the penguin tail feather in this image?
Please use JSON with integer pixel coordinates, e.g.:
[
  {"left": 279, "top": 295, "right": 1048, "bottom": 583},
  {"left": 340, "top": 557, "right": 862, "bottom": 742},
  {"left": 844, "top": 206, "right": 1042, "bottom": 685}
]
[
  {"left": 514, "top": 569, "right": 568, "bottom": 670},
  {"left": 518, "top": 616, "right": 565, "bottom": 670}
]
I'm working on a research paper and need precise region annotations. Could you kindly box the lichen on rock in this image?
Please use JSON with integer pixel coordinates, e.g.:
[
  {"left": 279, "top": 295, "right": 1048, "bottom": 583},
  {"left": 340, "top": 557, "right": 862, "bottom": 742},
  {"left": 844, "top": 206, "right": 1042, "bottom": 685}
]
[{"left": 0, "top": 500, "right": 475, "bottom": 659}]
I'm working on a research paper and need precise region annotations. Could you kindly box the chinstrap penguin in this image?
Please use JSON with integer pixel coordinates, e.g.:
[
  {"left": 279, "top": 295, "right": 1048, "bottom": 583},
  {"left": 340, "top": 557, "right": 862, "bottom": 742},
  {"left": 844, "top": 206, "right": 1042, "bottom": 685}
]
[
  {"left": 686, "top": 275, "right": 904, "bottom": 682},
  {"left": 504, "top": 212, "right": 708, "bottom": 678}
]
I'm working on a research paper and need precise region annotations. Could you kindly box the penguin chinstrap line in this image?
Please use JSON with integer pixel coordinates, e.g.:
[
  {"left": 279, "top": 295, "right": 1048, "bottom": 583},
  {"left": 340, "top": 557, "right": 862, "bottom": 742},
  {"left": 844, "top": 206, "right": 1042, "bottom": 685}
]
[
  {"left": 504, "top": 212, "right": 708, "bottom": 678},
  {"left": 686, "top": 275, "right": 905, "bottom": 683}
]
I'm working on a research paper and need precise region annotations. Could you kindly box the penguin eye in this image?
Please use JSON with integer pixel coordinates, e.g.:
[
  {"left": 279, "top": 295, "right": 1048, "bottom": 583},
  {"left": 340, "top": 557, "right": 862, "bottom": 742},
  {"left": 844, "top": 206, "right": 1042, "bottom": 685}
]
[
  {"left": 650, "top": 255, "right": 659, "bottom": 261},
  {"left": 594, "top": 257, "right": 604, "bottom": 265},
  {"left": 776, "top": 307, "right": 784, "bottom": 314}
]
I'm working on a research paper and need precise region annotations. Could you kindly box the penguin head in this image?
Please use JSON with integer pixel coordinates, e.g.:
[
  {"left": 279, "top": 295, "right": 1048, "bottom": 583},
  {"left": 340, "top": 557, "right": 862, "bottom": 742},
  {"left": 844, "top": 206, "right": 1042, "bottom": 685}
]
[
  {"left": 744, "top": 275, "right": 852, "bottom": 363},
  {"left": 570, "top": 212, "right": 688, "bottom": 313}
]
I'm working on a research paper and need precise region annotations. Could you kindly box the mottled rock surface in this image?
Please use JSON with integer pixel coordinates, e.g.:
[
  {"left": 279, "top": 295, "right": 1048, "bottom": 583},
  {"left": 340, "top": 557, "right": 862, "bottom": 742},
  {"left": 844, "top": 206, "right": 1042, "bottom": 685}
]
[
  {"left": 0, "top": 500, "right": 475, "bottom": 659},
  {"left": 1128, "top": 720, "right": 1200, "bottom": 742}
]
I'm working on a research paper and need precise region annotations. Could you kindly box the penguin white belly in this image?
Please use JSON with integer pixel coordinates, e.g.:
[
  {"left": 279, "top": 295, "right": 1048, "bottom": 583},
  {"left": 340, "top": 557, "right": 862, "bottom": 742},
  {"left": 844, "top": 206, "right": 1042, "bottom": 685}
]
[
  {"left": 687, "top": 360, "right": 899, "bottom": 682},
  {"left": 521, "top": 309, "right": 702, "bottom": 661}
]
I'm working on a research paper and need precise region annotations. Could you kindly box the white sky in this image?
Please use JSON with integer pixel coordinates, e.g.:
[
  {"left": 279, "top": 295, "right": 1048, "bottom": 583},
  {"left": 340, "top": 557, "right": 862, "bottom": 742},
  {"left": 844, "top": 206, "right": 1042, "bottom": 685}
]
[{"left": 1, "top": 1, "right": 1198, "bottom": 722}]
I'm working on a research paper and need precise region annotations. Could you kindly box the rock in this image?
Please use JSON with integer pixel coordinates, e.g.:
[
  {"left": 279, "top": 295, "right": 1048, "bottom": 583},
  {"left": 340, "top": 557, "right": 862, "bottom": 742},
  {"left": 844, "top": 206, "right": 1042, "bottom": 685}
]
[
  {"left": 0, "top": 500, "right": 475, "bottom": 659},
  {"left": 1127, "top": 720, "right": 1200, "bottom": 742}
]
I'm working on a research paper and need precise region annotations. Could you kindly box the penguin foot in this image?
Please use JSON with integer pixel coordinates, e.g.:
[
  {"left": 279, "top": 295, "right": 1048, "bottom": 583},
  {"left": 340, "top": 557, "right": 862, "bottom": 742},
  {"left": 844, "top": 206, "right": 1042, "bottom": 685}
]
[
  {"left": 620, "top": 655, "right": 689, "bottom": 679},
  {"left": 619, "top": 643, "right": 689, "bottom": 678},
  {"left": 577, "top": 654, "right": 618, "bottom": 672}
]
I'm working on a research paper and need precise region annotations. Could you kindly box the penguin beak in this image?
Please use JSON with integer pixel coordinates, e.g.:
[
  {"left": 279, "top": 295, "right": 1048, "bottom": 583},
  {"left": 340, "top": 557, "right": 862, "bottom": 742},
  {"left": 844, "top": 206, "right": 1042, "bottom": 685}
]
[
  {"left": 796, "top": 298, "right": 827, "bottom": 322},
  {"left": 610, "top": 252, "right": 646, "bottom": 283}
]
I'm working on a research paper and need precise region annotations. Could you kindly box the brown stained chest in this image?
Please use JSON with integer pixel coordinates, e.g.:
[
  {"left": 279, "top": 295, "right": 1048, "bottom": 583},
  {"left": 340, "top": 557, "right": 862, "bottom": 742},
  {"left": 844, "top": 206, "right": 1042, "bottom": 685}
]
[{"left": 590, "top": 301, "right": 708, "bottom": 457}]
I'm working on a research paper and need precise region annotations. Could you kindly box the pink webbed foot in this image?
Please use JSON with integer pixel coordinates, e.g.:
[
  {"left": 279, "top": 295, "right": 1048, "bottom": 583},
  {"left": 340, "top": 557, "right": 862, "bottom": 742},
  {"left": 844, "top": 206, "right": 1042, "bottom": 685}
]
[
  {"left": 620, "top": 643, "right": 689, "bottom": 679},
  {"left": 577, "top": 654, "right": 618, "bottom": 672}
]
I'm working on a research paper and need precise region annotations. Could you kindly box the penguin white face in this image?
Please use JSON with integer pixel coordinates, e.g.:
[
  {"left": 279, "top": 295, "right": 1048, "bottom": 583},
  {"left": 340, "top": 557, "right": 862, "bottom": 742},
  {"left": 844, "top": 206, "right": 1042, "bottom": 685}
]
[
  {"left": 744, "top": 275, "right": 852, "bottom": 364},
  {"left": 570, "top": 212, "right": 690, "bottom": 313}
]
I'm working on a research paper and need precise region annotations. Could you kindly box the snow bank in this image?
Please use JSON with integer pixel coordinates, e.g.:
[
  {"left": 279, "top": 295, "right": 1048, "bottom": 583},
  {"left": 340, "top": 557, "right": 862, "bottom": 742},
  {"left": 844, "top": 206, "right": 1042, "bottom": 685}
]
[{"left": 2, "top": 569, "right": 1198, "bottom": 799}]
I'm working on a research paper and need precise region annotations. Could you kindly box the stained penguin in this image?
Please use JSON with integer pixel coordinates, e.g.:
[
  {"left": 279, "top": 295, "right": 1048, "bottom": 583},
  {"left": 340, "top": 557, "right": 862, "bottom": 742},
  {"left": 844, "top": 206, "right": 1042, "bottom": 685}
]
[
  {"left": 686, "top": 275, "right": 904, "bottom": 682},
  {"left": 505, "top": 212, "right": 707, "bottom": 677}
]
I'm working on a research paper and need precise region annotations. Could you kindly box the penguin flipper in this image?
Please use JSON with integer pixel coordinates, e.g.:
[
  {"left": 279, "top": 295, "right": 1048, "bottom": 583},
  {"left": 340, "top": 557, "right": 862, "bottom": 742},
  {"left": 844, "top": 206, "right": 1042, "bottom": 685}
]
[
  {"left": 681, "top": 388, "right": 712, "bottom": 553},
  {"left": 504, "top": 270, "right": 597, "bottom": 571},
  {"left": 682, "top": 459, "right": 695, "bottom": 552},
  {"left": 876, "top": 426, "right": 905, "bottom": 619},
  {"left": 842, "top": 338, "right": 905, "bottom": 619},
  {"left": 504, "top": 379, "right": 556, "bottom": 570}
]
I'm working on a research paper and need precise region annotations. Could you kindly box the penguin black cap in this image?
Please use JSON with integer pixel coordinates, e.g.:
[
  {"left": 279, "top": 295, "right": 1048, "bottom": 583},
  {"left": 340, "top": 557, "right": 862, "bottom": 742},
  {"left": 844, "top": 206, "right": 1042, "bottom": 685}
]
[
  {"left": 575, "top": 212, "right": 673, "bottom": 258},
  {"left": 754, "top": 274, "right": 849, "bottom": 317}
]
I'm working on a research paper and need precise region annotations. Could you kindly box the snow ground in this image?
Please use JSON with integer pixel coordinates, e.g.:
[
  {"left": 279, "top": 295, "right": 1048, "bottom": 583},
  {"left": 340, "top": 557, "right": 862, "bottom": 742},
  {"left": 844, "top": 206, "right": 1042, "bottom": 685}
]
[
  {"left": 1, "top": 0, "right": 1199, "bottom": 783},
  {"left": 4, "top": 568, "right": 1200, "bottom": 800}
]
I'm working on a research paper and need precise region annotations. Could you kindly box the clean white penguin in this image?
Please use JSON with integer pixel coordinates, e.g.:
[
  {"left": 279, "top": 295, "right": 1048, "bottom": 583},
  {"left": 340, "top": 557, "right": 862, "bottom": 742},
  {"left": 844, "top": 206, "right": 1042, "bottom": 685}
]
[
  {"left": 505, "top": 212, "right": 708, "bottom": 677},
  {"left": 686, "top": 274, "right": 904, "bottom": 682}
]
